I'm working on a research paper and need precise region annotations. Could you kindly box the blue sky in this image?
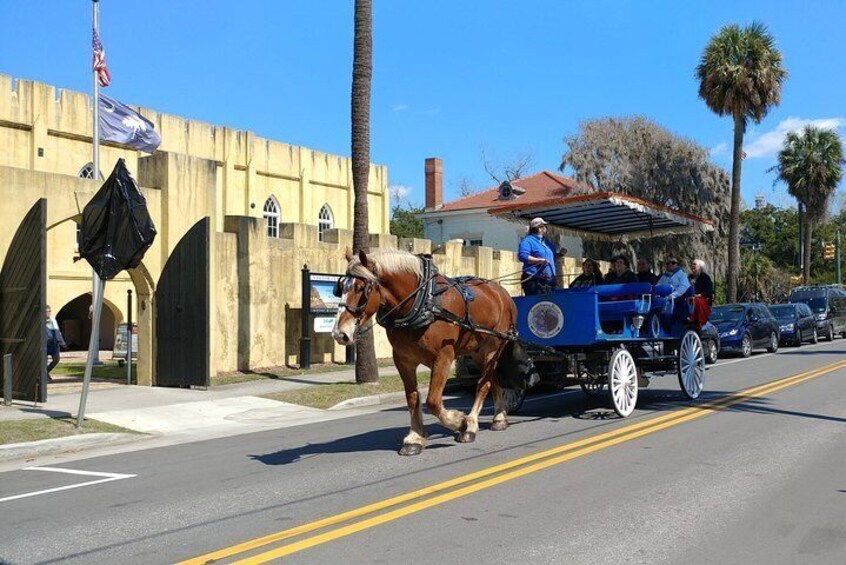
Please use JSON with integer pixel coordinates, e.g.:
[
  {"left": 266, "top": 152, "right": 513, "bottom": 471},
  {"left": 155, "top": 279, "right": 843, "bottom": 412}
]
[{"left": 1, "top": 0, "right": 843, "bottom": 210}]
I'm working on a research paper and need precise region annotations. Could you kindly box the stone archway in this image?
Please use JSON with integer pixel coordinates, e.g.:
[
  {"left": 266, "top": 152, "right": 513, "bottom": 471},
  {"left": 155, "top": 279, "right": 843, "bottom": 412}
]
[
  {"left": 46, "top": 214, "right": 157, "bottom": 385},
  {"left": 55, "top": 294, "right": 120, "bottom": 351}
]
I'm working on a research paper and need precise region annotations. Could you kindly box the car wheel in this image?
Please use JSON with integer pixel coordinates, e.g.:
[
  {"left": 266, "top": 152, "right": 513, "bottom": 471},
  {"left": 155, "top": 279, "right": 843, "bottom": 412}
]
[
  {"left": 811, "top": 327, "right": 818, "bottom": 344},
  {"left": 826, "top": 324, "right": 835, "bottom": 342},
  {"left": 766, "top": 332, "right": 779, "bottom": 353},
  {"left": 741, "top": 333, "right": 753, "bottom": 357},
  {"left": 704, "top": 339, "right": 718, "bottom": 365},
  {"left": 794, "top": 329, "right": 802, "bottom": 347}
]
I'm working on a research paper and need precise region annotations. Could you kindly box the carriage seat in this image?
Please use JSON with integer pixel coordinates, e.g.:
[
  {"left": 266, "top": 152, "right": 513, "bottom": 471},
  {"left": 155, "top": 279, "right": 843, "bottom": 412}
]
[{"left": 596, "top": 282, "right": 654, "bottom": 321}]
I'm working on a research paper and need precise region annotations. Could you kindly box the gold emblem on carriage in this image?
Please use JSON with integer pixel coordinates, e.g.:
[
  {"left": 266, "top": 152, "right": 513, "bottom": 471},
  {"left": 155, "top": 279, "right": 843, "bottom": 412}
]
[{"left": 527, "top": 301, "right": 564, "bottom": 339}]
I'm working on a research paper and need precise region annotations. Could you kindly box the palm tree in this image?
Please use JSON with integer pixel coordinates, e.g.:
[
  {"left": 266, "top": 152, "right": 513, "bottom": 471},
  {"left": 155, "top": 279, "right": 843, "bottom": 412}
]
[
  {"left": 696, "top": 22, "right": 787, "bottom": 302},
  {"left": 771, "top": 126, "right": 844, "bottom": 283},
  {"left": 351, "top": 0, "right": 378, "bottom": 383}
]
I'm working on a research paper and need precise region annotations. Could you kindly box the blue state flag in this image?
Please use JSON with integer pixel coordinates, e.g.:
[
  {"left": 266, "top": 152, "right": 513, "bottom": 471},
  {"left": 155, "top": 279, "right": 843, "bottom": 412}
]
[{"left": 98, "top": 93, "right": 161, "bottom": 153}]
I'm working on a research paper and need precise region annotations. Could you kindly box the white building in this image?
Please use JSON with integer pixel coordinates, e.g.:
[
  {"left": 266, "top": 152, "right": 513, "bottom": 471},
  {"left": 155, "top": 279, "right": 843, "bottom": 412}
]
[{"left": 418, "top": 158, "right": 586, "bottom": 257}]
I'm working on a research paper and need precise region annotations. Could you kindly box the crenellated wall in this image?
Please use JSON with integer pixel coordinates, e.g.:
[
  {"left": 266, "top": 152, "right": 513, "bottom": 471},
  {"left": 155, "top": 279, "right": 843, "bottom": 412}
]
[{"left": 0, "top": 74, "right": 389, "bottom": 234}]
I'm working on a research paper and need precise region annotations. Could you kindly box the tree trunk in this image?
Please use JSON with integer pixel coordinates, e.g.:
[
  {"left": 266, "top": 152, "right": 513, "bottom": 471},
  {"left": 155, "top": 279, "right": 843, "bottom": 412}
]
[
  {"left": 803, "top": 221, "right": 813, "bottom": 284},
  {"left": 351, "top": 0, "right": 378, "bottom": 384},
  {"left": 726, "top": 114, "right": 745, "bottom": 303}
]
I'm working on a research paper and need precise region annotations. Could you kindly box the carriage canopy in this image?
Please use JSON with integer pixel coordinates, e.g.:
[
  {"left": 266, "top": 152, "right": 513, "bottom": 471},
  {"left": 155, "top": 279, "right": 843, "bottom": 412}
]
[{"left": 491, "top": 191, "right": 714, "bottom": 240}]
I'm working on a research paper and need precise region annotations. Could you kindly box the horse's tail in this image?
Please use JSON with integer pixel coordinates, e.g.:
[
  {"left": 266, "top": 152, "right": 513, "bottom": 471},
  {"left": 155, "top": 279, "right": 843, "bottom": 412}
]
[{"left": 495, "top": 340, "right": 540, "bottom": 391}]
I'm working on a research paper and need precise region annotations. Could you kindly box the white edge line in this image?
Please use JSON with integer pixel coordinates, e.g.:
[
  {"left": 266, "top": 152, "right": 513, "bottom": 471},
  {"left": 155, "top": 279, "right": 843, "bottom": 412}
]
[
  {"left": 0, "top": 474, "right": 135, "bottom": 503},
  {"left": 23, "top": 466, "right": 136, "bottom": 479}
]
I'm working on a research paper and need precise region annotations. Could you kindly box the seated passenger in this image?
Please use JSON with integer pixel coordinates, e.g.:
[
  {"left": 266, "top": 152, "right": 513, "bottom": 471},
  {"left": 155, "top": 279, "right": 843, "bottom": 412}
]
[
  {"left": 570, "top": 258, "right": 602, "bottom": 288},
  {"left": 656, "top": 257, "right": 691, "bottom": 300},
  {"left": 602, "top": 255, "right": 637, "bottom": 285},
  {"left": 636, "top": 258, "right": 659, "bottom": 285}
]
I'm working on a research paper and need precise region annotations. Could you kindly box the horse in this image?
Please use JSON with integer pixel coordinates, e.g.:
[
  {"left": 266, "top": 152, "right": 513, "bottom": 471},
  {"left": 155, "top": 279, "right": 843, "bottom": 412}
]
[{"left": 332, "top": 248, "right": 518, "bottom": 456}]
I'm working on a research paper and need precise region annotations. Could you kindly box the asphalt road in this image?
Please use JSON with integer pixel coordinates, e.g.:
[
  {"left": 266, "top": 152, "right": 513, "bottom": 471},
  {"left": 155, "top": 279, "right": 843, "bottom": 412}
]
[{"left": 1, "top": 340, "right": 845, "bottom": 564}]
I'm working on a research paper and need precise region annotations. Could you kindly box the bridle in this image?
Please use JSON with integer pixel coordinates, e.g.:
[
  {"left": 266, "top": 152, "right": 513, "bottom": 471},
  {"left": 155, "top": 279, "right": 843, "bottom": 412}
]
[{"left": 335, "top": 275, "right": 382, "bottom": 319}]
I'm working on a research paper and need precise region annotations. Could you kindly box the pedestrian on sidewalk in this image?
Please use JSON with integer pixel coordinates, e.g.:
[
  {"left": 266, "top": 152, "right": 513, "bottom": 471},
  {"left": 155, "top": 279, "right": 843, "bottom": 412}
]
[{"left": 45, "top": 306, "right": 66, "bottom": 381}]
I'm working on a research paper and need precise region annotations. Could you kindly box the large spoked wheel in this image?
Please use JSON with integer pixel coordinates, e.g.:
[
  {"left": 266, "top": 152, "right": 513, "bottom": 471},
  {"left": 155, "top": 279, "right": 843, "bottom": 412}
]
[
  {"left": 677, "top": 330, "right": 705, "bottom": 400},
  {"left": 500, "top": 388, "right": 526, "bottom": 414},
  {"left": 608, "top": 348, "right": 638, "bottom": 417},
  {"left": 580, "top": 381, "right": 606, "bottom": 397}
]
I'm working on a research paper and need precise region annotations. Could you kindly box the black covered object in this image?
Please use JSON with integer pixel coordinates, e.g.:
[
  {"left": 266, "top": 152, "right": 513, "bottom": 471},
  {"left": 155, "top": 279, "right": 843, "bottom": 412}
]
[{"left": 80, "top": 158, "right": 156, "bottom": 280}]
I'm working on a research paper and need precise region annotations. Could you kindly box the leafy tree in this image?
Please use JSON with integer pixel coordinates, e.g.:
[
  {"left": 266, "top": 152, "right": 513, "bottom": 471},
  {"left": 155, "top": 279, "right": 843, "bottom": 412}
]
[
  {"left": 696, "top": 22, "right": 787, "bottom": 302},
  {"left": 770, "top": 126, "right": 845, "bottom": 283},
  {"left": 740, "top": 205, "right": 799, "bottom": 269},
  {"left": 390, "top": 204, "right": 425, "bottom": 239},
  {"left": 350, "top": 0, "right": 378, "bottom": 383},
  {"left": 560, "top": 116, "right": 730, "bottom": 275}
]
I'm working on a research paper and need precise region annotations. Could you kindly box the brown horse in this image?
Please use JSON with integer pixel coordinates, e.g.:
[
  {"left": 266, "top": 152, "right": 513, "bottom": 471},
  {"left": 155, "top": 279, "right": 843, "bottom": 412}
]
[{"left": 332, "top": 249, "right": 518, "bottom": 456}]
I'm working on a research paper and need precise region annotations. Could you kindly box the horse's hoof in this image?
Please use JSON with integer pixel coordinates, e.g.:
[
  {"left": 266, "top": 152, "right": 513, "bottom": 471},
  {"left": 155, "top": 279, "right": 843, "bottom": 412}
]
[
  {"left": 458, "top": 431, "right": 476, "bottom": 443},
  {"left": 490, "top": 420, "right": 508, "bottom": 432},
  {"left": 399, "top": 443, "right": 423, "bottom": 456}
]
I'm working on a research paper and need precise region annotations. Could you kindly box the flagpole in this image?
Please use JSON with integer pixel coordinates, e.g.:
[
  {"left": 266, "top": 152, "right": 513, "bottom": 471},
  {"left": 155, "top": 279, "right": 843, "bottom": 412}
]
[{"left": 78, "top": 0, "right": 106, "bottom": 427}]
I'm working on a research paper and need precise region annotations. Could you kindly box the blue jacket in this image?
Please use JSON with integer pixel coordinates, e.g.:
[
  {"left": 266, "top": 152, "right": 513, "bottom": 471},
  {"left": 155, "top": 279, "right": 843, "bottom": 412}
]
[
  {"left": 518, "top": 235, "right": 556, "bottom": 280},
  {"left": 657, "top": 268, "right": 691, "bottom": 300}
]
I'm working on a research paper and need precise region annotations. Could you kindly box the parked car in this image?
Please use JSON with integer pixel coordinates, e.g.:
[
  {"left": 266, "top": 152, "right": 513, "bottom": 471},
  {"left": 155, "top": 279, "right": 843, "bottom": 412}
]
[
  {"left": 788, "top": 285, "right": 846, "bottom": 341},
  {"left": 112, "top": 323, "right": 138, "bottom": 367},
  {"left": 768, "top": 303, "right": 817, "bottom": 346},
  {"left": 698, "top": 321, "right": 721, "bottom": 364},
  {"left": 709, "top": 303, "right": 779, "bottom": 357}
]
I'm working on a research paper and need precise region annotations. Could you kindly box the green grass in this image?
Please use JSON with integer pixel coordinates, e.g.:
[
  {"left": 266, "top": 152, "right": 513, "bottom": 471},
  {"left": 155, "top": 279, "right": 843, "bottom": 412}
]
[
  {"left": 0, "top": 418, "right": 138, "bottom": 446},
  {"left": 263, "top": 371, "right": 431, "bottom": 410},
  {"left": 212, "top": 358, "right": 396, "bottom": 387},
  {"left": 52, "top": 360, "right": 136, "bottom": 381}
]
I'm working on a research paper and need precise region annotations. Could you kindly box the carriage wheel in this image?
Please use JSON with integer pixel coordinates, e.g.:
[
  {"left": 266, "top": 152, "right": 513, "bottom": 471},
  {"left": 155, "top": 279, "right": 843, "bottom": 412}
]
[
  {"left": 677, "top": 330, "right": 705, "bottom": 400},
  {"left": 500, "top": 387, "right": 525, "bottom": 414},
  {"left": 607, "top": 348, "right": 638, "bottom": 417},
  {"left": 580, "top": 381, "right": 606, "bottom": 397}
]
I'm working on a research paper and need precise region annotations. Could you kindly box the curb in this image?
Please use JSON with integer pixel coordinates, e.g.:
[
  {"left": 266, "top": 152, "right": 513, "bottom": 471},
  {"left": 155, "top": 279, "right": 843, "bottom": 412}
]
[
  {"left": 328, "top": 391, "right": 408, "bottom": 410},
  {"left": 0, "top": 432, "right": 144, "bottom": 462}
]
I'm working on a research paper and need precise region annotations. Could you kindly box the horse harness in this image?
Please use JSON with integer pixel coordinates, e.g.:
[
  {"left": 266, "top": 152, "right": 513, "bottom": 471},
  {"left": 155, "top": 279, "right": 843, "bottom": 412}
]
[{"left": 335, "top": 254, "right": 517, "bottom": 342}]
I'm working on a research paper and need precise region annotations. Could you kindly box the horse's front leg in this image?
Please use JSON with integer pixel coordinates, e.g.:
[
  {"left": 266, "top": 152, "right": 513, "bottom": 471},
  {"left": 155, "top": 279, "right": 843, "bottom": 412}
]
[
  {"left": 395, "top": 355, "right": 427, "bottom": 456},
  {"left": 461, "top": 353, "right": 497, "bottom": 443},
  {"left": 490, "top": 376, "right": 509, "bottom": 432},
  {"left": 425, "top": 351, "right": 465, "bottom": 436}
]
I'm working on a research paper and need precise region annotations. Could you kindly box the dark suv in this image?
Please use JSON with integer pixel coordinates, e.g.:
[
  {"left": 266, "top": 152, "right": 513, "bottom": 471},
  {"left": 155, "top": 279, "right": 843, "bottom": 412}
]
[{"left": 789, "top": 285, "right": 846, "bottom": 341}]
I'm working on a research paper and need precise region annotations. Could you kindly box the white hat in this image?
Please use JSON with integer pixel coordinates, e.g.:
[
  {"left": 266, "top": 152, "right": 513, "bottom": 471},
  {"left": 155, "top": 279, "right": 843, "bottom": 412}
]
[{"left": 529, "top": 217, "right": 548, "bottom": 228}]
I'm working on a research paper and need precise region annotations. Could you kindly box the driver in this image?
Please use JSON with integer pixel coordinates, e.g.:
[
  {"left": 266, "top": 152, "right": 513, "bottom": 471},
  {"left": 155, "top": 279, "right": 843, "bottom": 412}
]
[{"left": 518, "top": 218, "right": 564, "bottom": 295}]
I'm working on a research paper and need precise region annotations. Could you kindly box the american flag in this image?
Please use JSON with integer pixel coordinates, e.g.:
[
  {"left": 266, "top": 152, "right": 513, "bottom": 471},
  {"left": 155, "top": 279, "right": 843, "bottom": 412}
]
[{"left": 92, "top": 28, "right": 111, "bottom": 87}]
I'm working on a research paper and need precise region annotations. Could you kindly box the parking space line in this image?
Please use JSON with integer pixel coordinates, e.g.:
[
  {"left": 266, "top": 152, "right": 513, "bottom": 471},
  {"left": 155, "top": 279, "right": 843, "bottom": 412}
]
[{"left": 0, "top": 466, "right": 136, "bottom": 503}]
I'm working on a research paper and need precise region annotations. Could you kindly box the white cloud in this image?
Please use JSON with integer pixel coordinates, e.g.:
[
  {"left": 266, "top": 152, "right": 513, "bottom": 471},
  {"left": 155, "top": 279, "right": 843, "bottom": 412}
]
[
  {"left": 710, "top": 142, "right": 728, "bottom": 157},
  {"left": 391, "top": 104, "right": 409, "bottom": 112},
  {"left": 744, "top": 117, "right": 846, "bottom": 158},
  {"left": 389, "top": 184, "right": 412, "bottom": 201}
]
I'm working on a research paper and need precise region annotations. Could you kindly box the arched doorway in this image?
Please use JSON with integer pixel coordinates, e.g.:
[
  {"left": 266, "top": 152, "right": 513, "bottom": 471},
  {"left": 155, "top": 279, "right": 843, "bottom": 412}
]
[{"left": 56, "top": 294, "right": 120, "bottom": 351}]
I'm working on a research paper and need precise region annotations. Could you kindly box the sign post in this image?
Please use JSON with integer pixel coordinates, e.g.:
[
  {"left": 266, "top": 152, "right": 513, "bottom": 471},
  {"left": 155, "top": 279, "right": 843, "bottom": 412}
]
[
  {"left": 126, "top": 288, "right": 133, "bottom": 385},
  {"left": 300, "top": 265, "right": 312, "bottom": 370},
  {"left": 837, "top": 231, "right": 842, "bottom": 286}
]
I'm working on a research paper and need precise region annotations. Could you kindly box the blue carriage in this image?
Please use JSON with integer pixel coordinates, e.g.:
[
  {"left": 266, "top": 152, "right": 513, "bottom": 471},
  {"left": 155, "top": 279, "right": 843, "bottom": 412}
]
[{"left": 495, "top": 192, "right": 715, "bottom": 417}]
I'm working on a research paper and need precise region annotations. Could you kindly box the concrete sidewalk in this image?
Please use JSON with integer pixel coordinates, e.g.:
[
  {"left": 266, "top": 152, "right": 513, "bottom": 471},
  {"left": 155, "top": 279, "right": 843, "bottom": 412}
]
[{"left": 0, "top": 365, "right": 407, "bottom": 465}]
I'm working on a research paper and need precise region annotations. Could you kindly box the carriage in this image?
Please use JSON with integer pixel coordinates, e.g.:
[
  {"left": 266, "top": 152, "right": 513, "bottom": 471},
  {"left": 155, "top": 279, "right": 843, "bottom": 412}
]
[{"left": 491, "top": 192, "right": 715, "bottom": 417}]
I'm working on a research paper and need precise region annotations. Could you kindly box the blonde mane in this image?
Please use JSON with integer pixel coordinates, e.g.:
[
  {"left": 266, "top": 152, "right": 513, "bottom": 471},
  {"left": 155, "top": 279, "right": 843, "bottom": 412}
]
[{"left": 347, "top": 248, "right": 422, "bottom": 281}]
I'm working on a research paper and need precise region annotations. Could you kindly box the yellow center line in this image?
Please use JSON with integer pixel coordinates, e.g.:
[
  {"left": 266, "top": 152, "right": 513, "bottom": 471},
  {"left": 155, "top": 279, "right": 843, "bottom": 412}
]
[{"left": 179, "top": 360, "right": 846, "bottom": 565}]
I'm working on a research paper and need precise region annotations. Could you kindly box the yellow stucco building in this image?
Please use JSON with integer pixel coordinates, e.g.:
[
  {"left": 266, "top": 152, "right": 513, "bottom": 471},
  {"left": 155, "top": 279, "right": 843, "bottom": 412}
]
[{"left": 0, "top": 74, "right": 527, "bottom": 392}]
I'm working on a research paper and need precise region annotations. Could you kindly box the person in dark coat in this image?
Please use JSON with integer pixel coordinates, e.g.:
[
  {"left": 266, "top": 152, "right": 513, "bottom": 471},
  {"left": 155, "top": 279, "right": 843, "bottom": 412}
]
[
  {"left": 636, "top": 257, "right": 659, "bottom": 285},
  {"left": 44, "top": 305, "right": 66, "bottom": 381},
  {"left": 602, "top": 256, "right": 637, "bottom": 285},
  {"left": 689, "top": 259, "right": 714, "bottom": 305},
  {"left": 570, "top": 258, "right": 603, "bottom": 288}
]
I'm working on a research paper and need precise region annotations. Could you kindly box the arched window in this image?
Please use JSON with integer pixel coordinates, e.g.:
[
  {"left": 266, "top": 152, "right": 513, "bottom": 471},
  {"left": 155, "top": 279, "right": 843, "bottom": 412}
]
[
  {"left": 78, "top": 162, "right": 102, "bottom": 180},
  {"left": 263, "top": 196, "right": 280, "bottom": 239},
  {"left": 318, "top": 204, "right": 334, "bottom": 242}
]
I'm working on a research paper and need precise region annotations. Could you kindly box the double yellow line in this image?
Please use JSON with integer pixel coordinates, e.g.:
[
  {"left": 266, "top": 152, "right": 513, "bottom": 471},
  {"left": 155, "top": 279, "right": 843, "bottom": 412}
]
[{"left": 180, "top": 359, "right": 846, "bottom": 564}]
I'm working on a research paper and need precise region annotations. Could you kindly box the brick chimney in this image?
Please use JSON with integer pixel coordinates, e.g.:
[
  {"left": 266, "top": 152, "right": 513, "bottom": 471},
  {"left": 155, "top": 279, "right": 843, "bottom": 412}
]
[{"left": 425, "top": 157, "right": 443, "bottom": 211}]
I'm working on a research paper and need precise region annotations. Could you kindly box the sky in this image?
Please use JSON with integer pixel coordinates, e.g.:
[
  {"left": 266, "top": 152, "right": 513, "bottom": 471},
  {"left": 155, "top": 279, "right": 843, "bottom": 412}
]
[{"left": 1, "top": 0, "right": 844, "bottom": 211}]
